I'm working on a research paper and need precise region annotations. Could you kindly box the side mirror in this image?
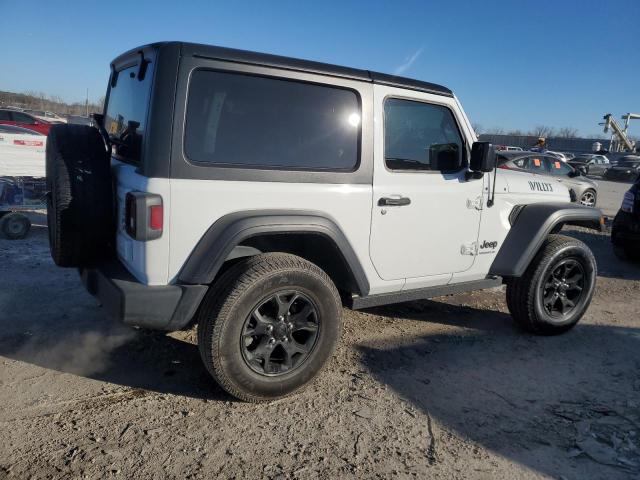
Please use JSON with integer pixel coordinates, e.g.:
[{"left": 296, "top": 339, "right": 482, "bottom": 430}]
[{"left": 470, "top": 142, "right": 496, "bottom": 173}]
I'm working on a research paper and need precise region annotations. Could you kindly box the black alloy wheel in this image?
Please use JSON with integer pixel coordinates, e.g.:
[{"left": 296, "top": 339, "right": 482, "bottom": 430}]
[
  {"left": 241, "top": 291, "right": 319, "bottom": 376},
  {"left": 540, "top": 258, "right": 585, "bottom": 319}
]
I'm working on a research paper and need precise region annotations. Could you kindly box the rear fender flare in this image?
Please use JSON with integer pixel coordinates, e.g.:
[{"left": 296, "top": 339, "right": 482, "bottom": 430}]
[{"left": 177, "top": 210, "right": 370, "bottom": 295}]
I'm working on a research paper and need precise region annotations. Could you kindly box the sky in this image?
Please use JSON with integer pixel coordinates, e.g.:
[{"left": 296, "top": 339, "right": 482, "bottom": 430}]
[{"left": 1, "top": 0, "right": 639, "bottom": 137}]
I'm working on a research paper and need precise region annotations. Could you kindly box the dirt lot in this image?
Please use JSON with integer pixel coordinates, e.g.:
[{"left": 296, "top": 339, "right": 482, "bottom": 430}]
[{"left": 1, "top": 213, "right": 639, "bottom": 479}]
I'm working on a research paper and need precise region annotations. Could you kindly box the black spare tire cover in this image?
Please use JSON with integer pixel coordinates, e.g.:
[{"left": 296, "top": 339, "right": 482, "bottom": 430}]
[{"left": 46, "top": 124, "right": 113, "bottom": 267}]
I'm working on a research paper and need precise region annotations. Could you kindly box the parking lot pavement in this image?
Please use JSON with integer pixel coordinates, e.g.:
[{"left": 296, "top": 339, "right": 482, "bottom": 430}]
[
  {"left": 1, "top": 216, "right": 639, "bottom": 479},
  {"left": 590, "top": 177, "right": 633, "bottom": 217}
]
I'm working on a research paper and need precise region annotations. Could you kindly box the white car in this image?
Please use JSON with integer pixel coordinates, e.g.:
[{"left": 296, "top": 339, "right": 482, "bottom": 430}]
[
  {"left": 26, "top": 110, "right": 67, "bottom": 124},
  {"left": 547, "top": 151, "right": 569, "bottom": 162},
  {"left": 0, "top": 124, "right": 46, "bottom": 177}
]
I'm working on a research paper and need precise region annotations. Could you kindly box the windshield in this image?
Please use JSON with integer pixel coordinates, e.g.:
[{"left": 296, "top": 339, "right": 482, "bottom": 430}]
[{"left": 103, "top": 60, "right": 154, "bottom": 163}]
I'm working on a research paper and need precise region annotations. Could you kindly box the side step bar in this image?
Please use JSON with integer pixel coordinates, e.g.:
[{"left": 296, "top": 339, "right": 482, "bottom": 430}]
[{"left": 349, "top": 277, "right": 503, "bottom": 310}]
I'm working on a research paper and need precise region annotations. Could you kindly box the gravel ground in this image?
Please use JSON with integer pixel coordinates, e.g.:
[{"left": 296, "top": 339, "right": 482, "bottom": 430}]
[{"left": 1, "top": 213, "right": 639, "bottom": 479}]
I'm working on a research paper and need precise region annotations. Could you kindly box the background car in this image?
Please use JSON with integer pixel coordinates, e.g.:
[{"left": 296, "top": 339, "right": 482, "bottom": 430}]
[
  {"left": 0, "top": 124, "right": 46, "bottom": 154},
  {"left": 546, "top": 151, "right": 569, "bottom": 162},
  {"left": 498, "top": 151, "right": 599, "bottom": 206},
  {"left": 0, "top": 123, "right": 46, "bottom": 178},
  {"left": 603, "top": 156, "right": 640, "bottom": 182},
  {"left": 0, "top": 124, "right": 43, "bottom": 136},
  {"left": 496, "top": 145, "right": 523, "bottom": 151},
  {"left": 568, "top": 153, "right": 610, "bottom": 176},
  {"left": 611, "top": 175, "right": 640, "bottom": 261},
  {"left": 0, "top": 109, "right": 52, "bottom": 135},
  {"left": 24, "top": 109, "right": 67, "bottom": 124}
]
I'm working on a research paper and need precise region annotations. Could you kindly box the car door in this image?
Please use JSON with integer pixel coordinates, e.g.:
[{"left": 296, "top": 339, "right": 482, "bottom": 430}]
[
  {"left": 369, "top": 85, "right": 483, "bottom": 283},
  {"left": 546, "top": 155, "right": 575, "bottom": 183},
  {"left": 596, "top": 156, "right": 609, "bottom": 175},
  {"left": 0, "top": 110, "right": 15, "bottom": 127},
  {"left": 10, "top": 112, "right": 37, "bottom": 130}
]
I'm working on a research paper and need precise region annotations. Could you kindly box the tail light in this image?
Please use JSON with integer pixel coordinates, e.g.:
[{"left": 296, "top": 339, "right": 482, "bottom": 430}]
[
  {"left": 498, "top": 164, "right": 512, "bottom": 170},
  {"left": 125, "top": 192, "right": 163, "bottom": 240},
  {"left": 621, "top": 191, "right": 635, "bottom": 213}
]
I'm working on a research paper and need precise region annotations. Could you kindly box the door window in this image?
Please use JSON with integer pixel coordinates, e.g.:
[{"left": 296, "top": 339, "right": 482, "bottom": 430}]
[
  {"left": 0, "top": 110, "right": 11, "bottom": 121},
  {"left": 547, "top": 157, "right": 573, "bottom": 176},
  {"left": 383, "top": 98, "right": 464, "bottom": 171},
  {"left": 521, "top": 155, "right": 549, "bottom": 173}
]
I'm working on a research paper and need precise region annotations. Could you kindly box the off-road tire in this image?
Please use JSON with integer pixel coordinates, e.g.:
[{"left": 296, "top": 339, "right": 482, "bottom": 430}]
[
  {"left": 506, "top": 234, "right": 596, "bottom": 335},
  {"left": 197, "top": 253, "right": 342, "bottom": 402},
  {"left": 0, "top": 212, "right": 31, "bottom": 240},
  {"left": 46, "top": 124, "right": 112, "bottom": 267}
]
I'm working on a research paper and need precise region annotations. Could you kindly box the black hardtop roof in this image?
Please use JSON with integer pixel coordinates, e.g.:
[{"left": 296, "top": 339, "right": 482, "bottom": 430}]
[{"left": 112, "top": 41, "right": 453, "bottom": 97}]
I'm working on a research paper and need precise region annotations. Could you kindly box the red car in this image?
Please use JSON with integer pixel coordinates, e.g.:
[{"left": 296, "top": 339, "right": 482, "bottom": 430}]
[{"left": 0, "top": 109, "right": 52, "bottom": 135}]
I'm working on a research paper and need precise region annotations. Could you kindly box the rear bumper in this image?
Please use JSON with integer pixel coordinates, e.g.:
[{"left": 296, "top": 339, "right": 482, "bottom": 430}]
[{"left": 80, "top": 259, "right": 208, "bottom": 331}]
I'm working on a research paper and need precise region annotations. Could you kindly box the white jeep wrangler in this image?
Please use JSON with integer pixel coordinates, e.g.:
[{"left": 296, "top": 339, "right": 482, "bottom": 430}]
[{"left": 46, "top": 42, "right": 603, "bottom": 402}]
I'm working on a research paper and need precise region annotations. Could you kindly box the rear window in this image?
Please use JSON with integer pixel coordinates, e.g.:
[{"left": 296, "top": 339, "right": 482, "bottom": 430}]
[
  {"left": 104, "top": 61, "right": 154, "bottom": 162},
  {"left": 184, "top": 70, "right": 360, "bottom": 171}
]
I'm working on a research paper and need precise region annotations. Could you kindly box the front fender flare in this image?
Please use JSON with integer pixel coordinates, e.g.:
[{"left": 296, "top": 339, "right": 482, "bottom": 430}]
[{"left": 490, "top": 203, "right": 603, "bottom": 278}]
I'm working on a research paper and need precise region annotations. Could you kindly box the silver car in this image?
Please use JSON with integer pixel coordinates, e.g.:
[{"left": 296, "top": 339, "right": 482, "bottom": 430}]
[{"left": 497, "top": 151, "right": 599, "bottom": 207}]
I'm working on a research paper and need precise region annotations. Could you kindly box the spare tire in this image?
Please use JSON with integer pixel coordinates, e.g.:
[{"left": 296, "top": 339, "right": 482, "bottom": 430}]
[{"left": 46, "top": 124, "right": 113, "bottom": 267}]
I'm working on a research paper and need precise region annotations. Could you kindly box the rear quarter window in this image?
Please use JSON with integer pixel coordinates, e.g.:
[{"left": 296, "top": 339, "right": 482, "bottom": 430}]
[{"left": 184, "top": 70, "right": 361, "bottom": 171}]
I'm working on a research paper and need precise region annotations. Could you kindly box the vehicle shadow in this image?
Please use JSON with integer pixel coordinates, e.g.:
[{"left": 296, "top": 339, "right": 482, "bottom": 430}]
[
  {"left": 0, "top": 210, "right": 231, "bottom": 401},
  {"left": 562, "top": 227, "right": 640, "bottom": 281},
  {"left": 0, "top": 275, "right": 230, "bottom": 402},
  {"left": 359, "top": 300, "right": 640, "bottom": 478},
  {"left": 0, "top": 319, "right": 230, "bottom": 401}
]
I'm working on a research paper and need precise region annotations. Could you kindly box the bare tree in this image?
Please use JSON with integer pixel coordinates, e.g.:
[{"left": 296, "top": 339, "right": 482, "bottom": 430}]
[
  {"left": 471, "top": 123, "right": 483, "bottom": 135},
  {"left": 557, "top": 127, "right": 579, "bottom": 138},
  {"left": 507, "top": 129, "right": 525, "bottom": 136},
  {"left": 0, "top": 89, "right": 105, "bottom": 116},
  {"left": 485, "top": 127, "right": 505, "bottom": 135},
  {"left": 529, "top": 125, "right": 556, "bottom": 138}
]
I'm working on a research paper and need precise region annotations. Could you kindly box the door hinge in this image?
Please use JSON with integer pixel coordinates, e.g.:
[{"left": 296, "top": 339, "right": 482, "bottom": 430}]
[
  {"left": 460, "top": 242, "right": 478, "bottom": 256},
  {"left": 466, "top": 196, "right": 483, "bottom": 210}
]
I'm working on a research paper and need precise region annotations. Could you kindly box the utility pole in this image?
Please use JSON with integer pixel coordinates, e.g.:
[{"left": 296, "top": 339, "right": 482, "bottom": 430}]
[{"left": 85, "top": 88, "right": 89, "bottom": 116}]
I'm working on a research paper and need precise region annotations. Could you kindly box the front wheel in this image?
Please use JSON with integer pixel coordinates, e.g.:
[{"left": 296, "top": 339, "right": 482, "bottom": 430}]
[
  {"left": 197, "top": 253, "right": 342, "bottom": 402},
  {"left": 506, "top": 235, "right": 597, "bottom": 335}
]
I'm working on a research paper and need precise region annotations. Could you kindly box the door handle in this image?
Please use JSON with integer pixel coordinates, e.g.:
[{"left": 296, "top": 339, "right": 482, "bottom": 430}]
[{"left": 378, "top": 196, "right": 411, "bottom": 207}]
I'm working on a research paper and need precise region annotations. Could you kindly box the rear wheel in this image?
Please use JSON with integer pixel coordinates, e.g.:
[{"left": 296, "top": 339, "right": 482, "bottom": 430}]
[
  {"left": 197, "top": 253, "right": 342, "bottom": 402},
  {"left": 506, "top": 235, "right": 596, "bottom": 335},
  {"left": 0, "top": 213, "right": 31, "bottom": 239}
]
